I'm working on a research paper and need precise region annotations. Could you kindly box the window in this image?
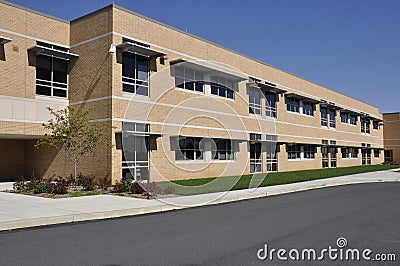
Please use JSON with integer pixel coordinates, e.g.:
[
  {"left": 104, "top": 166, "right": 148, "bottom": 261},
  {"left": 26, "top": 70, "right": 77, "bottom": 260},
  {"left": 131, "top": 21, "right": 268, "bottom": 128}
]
[
  {"left": 122, "top": 122, "right": 150, "bottom": 181},
  {"left": 286, "top": 97, "right": 299, "bottom": 113},
  {"left": 266, "top": 141, "right": 277, "bottom": 172},
  {"left": 122, "top": 52, "right": 149, "bottom": 96},
  {"left": 373, "top": 121, "right": 379, "bottom": 130},
  {"left": 250, "top": 133, "right": 261, "bottom": 141},
  {"left": 341, "top": 147, "right": 348, "bottom": 158},
  {"left": 321, "top": 107, "right": 328, "bottom": 126},
  {"left": 341, "top": 112, "right": 348, "bottom": 123},
  {"left": 360, "top": 117, "right": 365, "bottom": 132},
  {"left": 374, "top": 149, "right": 380, "bottom": 158},
  {"left": 249, "top": 88, "right": 261, "bottom": 115},
  {"left": 366, "top": 119, "right": 370, "bottom": 134},
  {"left": 302, "top": 102, "right": 314, "bottom": 116},
  {"left": 349, "top": 115, "right": 357, "bottom": 125},
  {"left": 174, "top": 66, "right": 204, "bottom": 92},
  {"left": 250, "top": 143, "right": 262, "bottom": 173},
  {"left": 303, "top": 145, "right": 315, "bottom": 159},
  {"left": 349, "top": 148, "right": 358, "bottom": 158},
  {"left": 287, "top": 144, "right": 301, "bottom": 159},
  {"left": 265, "top": 91, "right": 277, "bottom": 117},
  {"left": 211, "top": 76, "right": 234, "bottom": 99},
  {"left": 213, "top": 139, "right": 234, "bottom": 160},
  {"left": 36, "top": 55, "right": 68, "bottom": 97},
  {"left": 175, "top": 137, "right": 203, "bottom": 161},
  {"left": 329, "top": 110, "right": 336, "bottom": 128}
]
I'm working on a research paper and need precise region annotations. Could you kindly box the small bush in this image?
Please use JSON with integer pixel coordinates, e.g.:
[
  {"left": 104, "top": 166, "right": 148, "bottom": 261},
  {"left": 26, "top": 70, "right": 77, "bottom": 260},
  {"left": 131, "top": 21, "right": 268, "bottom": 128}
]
[
  {"left": 47, "top": 178, "right": 69, "bottom": 195},
  {"left": 79, "top": 175, "right": 96, "bottom": 191},
  {"left": 13, "top": 176, "right": 26, "bottom": 191},
  {"left": 113, "top": 180, "right": 127, "bottom": 193},
  {"left": 34, "top": 183, "right": 47, "bottom": 194},
  {"left": 125, "top": 178, "right": 133, "bottom": 193},
  {"left": 131, "top": 182, "right": 145, "bottom": 194},
  {"left": 97, "top": 175, "right": 110, "bottom": 190}
]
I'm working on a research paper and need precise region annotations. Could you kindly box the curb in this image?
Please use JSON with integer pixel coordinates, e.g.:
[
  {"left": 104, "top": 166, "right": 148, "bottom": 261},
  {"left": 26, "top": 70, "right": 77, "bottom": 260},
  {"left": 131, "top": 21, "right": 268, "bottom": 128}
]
[{"left": 0, "top": 178, "right": 399, "bottom": 232}]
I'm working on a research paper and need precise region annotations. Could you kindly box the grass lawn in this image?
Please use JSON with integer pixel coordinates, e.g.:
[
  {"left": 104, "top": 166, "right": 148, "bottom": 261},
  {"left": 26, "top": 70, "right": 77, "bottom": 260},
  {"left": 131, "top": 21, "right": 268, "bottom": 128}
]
[{"left": 167, "top": 164, "right": 400, "bottom": 196}]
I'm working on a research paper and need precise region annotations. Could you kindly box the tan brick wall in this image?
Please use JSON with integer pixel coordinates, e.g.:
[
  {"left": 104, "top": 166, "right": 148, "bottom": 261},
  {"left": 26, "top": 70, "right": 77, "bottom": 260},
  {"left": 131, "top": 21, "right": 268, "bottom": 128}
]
[{"left": 383, "top": 113, "right": 400, "bottom": 162}]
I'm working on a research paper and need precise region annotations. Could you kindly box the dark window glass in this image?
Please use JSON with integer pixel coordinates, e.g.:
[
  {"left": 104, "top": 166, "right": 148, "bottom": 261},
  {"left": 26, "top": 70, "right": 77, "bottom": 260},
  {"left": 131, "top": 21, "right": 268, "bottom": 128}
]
[
  {"left": 36, "top": 85, "right": 51, "bottom": 96},
  {"left": 53, "top": 58, "right": 67, "bottom": 83},
  {"left": 122, "top": 53, "right": 135, "bottom": 78},
  {"left": 53, "top": 89, "right": 67, "bottom": 97},
  {"left": 36, "top": 55, "right": 51, "bottom": 81}
]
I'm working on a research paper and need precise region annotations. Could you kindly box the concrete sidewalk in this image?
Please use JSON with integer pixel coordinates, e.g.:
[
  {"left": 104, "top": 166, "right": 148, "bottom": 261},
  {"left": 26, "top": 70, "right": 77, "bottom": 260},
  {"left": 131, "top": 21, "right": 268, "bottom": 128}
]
[{"left": 1, "top": 168, "right": 399, "bottom": 231}]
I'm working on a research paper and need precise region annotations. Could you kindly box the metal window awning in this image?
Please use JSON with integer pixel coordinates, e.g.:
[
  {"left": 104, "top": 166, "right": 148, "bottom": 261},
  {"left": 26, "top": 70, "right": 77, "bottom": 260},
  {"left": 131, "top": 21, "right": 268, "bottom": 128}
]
[
  {"left": 170, "top": 58, "right": 248, "bottom": 81},
  {"left": 247, "top": 81, "right": 287, "bottom": 94},
  {"left": 123, "top": 131, "right": 163, "bottom": 137},
  {"left": 285, "top": 92, "right": 320, "bottom": 103},
  {"left": 117, "top": 42, "right": 166, "bottom": 58},
  {"left": 29, "top": 45, "right": 79, "bottom": 61},
  {"left": 319, "top": 99, "right": 343, "bottom": 110},
  {"left": 0, "top": 36, "right": 12, "bottom": 45}
]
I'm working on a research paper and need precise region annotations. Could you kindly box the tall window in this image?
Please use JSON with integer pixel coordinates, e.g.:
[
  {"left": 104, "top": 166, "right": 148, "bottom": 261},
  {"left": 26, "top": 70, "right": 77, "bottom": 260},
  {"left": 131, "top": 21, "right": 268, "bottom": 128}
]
[
  {"left": 365, "top": 119, "right": 371, "bottom": 134},
  {"left": 213, "top": 139, "right": 234, "bottom": 160},
  {"left": 373, "top": 121, "right": 379, "bottom": 130},
  {"left": 287, "top": 144, "right": 301, "bottom": 159},
  {"left": 122, "top": 52, "right": 149, "bottom": 96},
  {"left": 302, "top": 102, "right": 314, "bottom": 116},
  {"left": 341, "top": 147, "right": 348, "bottom": 158},
  {"left": 374, "top": 149, "right": 380, "bottom": 158},
  {"left": 249, "top": 88, "right": 261, "bottom": 115},
  {"left": 265, "top": 92, "right": 277, "bottom": 117},
  {"left": 303, "top": 145, "right": 315, "bottom": 159},
  {"left": 286, "top": 97, "right": 300, "bottom": 113},
  {"left": 175, "top": 66, "right": 204, "bottom": 92},
  {"left": 329, "top": 110, "right": 336, "bottom": 128},
  {"left": 321, "top": 107, "right": 328, "bottom": 126},
  {"left": 250, "top": 143, "right": 262, "bottom": 173},
  {"left": 36, "top": 55, "right": 68, "bottom": 98},
  {"left": 122, "top": 123, "right": 150, "bottom": 181},
  {"left": 211, "top": 76, "right": 234, "bottom": 99},
  {"left": 341, "top": 112, "right": 348, "bottom": 123},
  {"left": 360, "top": 117, "right": 365, "bottom": 133},
  {"left": 175, "top": 137, "right": 203, "bottom": 161}
]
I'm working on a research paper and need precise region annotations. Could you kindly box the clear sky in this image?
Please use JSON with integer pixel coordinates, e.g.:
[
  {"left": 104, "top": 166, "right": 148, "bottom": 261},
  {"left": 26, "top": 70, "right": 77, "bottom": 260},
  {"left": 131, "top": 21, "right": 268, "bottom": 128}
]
[{"left": 4, "top": 0, "right": 399, "bottom": 113}]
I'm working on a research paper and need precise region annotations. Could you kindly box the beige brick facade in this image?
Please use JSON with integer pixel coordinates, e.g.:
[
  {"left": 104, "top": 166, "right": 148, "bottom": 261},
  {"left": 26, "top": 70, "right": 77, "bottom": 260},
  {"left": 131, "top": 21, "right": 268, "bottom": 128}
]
[{"left": 0, "top": 2, "right": 394, "bottom": 183}]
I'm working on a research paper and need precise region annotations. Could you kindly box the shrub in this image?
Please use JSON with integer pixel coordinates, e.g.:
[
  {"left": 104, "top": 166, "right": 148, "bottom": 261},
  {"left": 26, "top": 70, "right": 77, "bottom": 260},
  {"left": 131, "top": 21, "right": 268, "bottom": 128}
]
[
  {"left": 97, "top": 175, "right": 110, "bottom": 190},
  {"left": 125, "top": 178, "right": 133, "bottom": 193},
  {"left": 113, "top": 180, "right": 127, "bottom": 193},
  {"left": 13, "top": 176, "right": 26, "bottom": 191},
  {"left": 131, "top": 181, "right": 145, "bottom": 194},
  {"left": 79, "top": 175, "right": 96, "bottom": 191},
  {"left": 34, "top": 183, "right": 47, "bottom": 194},
  {"left": 47, "top": 178, "right": 69, "bottom": 195}
]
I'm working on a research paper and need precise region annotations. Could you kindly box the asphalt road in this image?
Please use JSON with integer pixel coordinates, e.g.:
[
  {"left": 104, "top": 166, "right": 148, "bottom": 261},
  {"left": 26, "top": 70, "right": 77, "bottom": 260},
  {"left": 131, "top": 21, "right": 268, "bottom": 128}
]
[{"left": 0, "top": 183, "right": 399, "bottom": 266}]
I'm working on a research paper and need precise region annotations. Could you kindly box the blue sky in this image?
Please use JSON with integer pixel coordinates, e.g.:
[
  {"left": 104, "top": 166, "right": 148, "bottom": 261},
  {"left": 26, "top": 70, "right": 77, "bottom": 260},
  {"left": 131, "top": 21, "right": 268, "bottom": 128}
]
[{"left": 6, "top": 0, "right": 399, "bottom": 113}]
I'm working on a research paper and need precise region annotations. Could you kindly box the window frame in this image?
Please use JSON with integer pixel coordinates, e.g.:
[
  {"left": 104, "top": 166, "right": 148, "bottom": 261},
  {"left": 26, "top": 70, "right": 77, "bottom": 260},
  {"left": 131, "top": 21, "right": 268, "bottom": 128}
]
[
  {"left": 302, "top": 101, "right": 314, "bottom": 116},
  {"left": 248, "top": 88, "right": 261, "bottom": 115},
  {"left": 265, "top": 91, "right": 277, "bottom": 117},
  {"left": 286, "top": 97, "right": 300, "bottom": 113},
  {"left": 287, "top": 144, "right": 301, "bottom": 160},
  {"left": 174, "top": 66, "right": 204, "bottom": 93},
  {"left": 175, "top": 137, "right": 203, "bottom": 161},
  {"left": 35, "top": 54, "right": 68, "bottom": 98},
  {"left": 122, "top": 52, "right": 150, "bottom": 96},
  {"left": 210, "top": 76, "right": 234, "bottom": 99},
  {"left": 213, "top": 139, "right": 234, "bottom": 161}
]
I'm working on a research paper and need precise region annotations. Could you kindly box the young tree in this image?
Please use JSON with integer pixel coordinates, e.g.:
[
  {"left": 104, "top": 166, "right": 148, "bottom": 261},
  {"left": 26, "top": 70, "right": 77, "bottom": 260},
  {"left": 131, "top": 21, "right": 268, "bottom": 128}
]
[{"left": 36, "top": 107, "right": 112, "bottom": 182}]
